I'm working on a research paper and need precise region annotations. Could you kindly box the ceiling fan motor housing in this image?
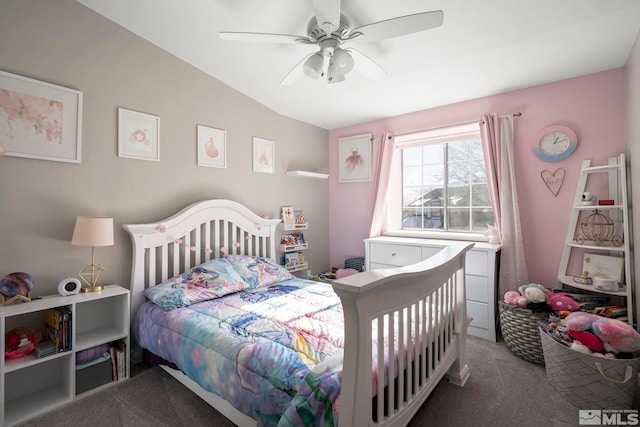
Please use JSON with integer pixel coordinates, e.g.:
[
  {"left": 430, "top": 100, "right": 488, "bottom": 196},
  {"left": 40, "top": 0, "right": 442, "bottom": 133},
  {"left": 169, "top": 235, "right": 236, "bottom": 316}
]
[{"left": 307, "top": 14, "right": 351, "bottom": 42}]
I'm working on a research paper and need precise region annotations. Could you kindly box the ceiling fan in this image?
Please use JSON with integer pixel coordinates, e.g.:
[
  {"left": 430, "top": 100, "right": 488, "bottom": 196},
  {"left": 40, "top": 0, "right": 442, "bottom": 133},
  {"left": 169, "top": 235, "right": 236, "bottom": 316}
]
[{"left": 219, "top": 0, "right": 443, "bottom": 84}]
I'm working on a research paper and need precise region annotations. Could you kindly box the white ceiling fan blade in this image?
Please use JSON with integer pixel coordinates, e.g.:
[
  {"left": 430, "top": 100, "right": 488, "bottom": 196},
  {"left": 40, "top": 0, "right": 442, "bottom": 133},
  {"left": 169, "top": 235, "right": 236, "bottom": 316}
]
[
  {"left": 352, "top": 10, "right": 443, "bottom": 43},
  {"left": 348, "top": 48, "right": 386, "bottom": 81},
  {"left": 311, "top": 0, "right": 341, "bottom": 35},
  {"left": 219, "top": 31, "right": 312, "bottom": 44}
]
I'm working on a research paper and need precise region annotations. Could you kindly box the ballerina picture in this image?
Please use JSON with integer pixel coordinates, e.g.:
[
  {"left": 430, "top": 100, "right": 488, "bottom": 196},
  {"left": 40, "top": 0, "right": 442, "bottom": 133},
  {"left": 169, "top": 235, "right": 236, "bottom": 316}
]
[{"left": 339, "top": 133, "right": 371, "bottom": 182}]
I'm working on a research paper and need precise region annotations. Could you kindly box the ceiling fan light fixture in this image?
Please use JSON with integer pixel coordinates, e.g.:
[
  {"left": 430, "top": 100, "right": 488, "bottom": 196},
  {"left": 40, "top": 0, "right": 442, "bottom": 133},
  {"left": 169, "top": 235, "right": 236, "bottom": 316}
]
[
  {"left": 332, "top": 48, "right": 354, "bottom": 76},
  {"left": 327, "top": 62, "right": 346, "bottom": 83},
  {"left": 303, "top": 52, "right": 324, "bottom": 79}
]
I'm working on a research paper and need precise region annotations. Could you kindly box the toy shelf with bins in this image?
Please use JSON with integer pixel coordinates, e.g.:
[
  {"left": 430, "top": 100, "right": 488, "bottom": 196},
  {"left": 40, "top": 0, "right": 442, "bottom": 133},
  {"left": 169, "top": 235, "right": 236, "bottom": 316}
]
[{"left": 0, "top": 285, "right": 130, "bottom": 427}]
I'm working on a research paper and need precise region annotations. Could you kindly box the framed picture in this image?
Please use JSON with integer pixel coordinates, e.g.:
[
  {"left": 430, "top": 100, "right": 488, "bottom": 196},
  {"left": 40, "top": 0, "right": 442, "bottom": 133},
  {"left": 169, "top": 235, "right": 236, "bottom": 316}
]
[
  {"left": 282, "top": 206, "right": 295, "bottom": 227},
  {"left": 339, "top": 134, "right": 371, "bottom": 182},
  {"left": 0, "top": 70, "right": 83, "bottom": 163},
  {"left": 118, "top": 107, "right": 160, "bottom": 161},
  {"left": 582, "top": 253, "right": 624, "bottom": 282},
  {"left": 197, "top": 125, "right": 226, "bottom": 168},
  {"left": 253, "top": 137, "right": 274, "bottom": 173}
]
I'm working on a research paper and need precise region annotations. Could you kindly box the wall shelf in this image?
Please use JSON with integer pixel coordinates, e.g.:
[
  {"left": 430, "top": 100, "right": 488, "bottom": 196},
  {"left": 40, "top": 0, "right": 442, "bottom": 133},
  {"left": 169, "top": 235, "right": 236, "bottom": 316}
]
[{"left": 286, "top": 171, "right": 329, "bottom": 179}]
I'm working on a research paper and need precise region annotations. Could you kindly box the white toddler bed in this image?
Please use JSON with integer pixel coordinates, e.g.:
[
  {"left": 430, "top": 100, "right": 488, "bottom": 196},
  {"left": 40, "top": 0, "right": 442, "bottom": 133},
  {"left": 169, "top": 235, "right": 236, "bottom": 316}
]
[{"left": 124, "top": 199, "right": 471, "bottom": 426}]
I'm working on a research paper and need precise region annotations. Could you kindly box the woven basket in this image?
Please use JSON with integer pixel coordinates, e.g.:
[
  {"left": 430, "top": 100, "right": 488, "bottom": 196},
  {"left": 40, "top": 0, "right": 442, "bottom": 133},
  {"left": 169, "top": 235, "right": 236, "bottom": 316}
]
[{"left": 499, "top": 301, "right": 548, "bottom": 364}]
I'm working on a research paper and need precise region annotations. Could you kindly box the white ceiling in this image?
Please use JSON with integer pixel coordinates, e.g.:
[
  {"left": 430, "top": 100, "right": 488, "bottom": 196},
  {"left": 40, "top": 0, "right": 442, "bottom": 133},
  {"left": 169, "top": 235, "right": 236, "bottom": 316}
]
[{"left": 76, "top": 0, "right": 640, "bottom": 130}]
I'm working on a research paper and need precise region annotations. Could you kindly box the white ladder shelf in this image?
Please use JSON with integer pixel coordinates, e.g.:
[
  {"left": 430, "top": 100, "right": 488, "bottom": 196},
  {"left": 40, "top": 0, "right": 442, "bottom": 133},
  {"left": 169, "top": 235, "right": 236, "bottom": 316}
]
[{"left": 556, "top": 153, "right": 634, "bottom": 325}]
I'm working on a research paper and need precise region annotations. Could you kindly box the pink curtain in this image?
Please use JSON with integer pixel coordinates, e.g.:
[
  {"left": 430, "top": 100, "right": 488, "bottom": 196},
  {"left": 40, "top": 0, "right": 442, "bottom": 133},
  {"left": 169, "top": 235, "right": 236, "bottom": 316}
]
[
  {"left": 369, "top": 133, "right": 394, "bottom": 237},
  {"left": 480, "top": 114, "right": 529, "bottom": 296}
]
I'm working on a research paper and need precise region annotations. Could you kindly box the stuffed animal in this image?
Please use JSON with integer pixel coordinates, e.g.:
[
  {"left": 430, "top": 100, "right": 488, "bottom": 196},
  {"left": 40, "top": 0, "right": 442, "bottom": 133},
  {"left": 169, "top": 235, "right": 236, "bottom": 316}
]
[
  {"left": 568, "top": 329, "right": 604, "bottom": 353},
  {"left": 592, "top": 317, "right": 640, "bottom": 354},
  {"left": 503, "top": 290, "right": 528, "bottom": 308},
  {"left": 545, "top": 290, "right": 581, "bottom": 312},
  {"left": 518, "top": 283, "right": 547, "bottom": 304},
  {"left": 570, "top": 340, "right": 593, "bottom": 355},
  {"left": 564, "top": 311, "right": 640, "bottom": 354},
  {"left": 565, "top": 311, "right": 598, "bottom": 331}
]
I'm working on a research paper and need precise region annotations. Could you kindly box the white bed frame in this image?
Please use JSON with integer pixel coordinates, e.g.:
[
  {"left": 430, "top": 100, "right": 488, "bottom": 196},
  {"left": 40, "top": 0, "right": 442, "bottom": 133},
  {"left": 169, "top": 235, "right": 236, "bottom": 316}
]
[{"left": 124, "top": 199, "right": 472, "bottom": 427}]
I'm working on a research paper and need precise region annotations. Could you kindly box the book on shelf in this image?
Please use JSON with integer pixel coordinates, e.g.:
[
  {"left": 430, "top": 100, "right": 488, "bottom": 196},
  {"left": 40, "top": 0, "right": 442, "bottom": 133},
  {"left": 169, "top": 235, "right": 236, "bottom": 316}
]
[
  {"left": 115, "top": 341, "right": 126, "bottom": 380},
  {"left": 44, "top": 307, "right": 72, "bottom": 353},
  {"left": 34, "top": 340, "right": 56, "bottom": 358},
  {"left": 594, "top": 305, "right": 627, "bottom": 320},
  {"left": 281, "top": 233, "right": 306, "bottom": 247},
  {"left": 109, "top": 341, "right": 127, "bottom": 381},
  {"left": 109, "top": 346, "right": 117, "bottom": 380}
]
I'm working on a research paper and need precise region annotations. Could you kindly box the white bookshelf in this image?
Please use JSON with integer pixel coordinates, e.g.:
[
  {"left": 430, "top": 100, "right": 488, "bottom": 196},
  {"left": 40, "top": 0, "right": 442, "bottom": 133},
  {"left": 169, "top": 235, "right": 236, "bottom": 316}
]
[{"left": 0, "top": 285, "right": 130, "bottom": 426}]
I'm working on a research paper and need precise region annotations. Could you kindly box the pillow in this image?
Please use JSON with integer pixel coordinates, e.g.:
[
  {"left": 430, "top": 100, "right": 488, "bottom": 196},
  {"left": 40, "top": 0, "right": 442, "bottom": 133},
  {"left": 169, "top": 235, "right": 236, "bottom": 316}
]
[
  {"left": 144, "top": 258, "right": 249, "bottom": 310},
  {"left": 225, "top": 255, "right": 295, "bottom": 289}
]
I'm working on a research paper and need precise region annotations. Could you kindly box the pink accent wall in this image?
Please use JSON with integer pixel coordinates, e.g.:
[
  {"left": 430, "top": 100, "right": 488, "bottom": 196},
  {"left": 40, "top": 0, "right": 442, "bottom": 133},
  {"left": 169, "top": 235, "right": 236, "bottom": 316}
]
[{"left": 329, "top": 69, "right": 626, "bottom": 289}]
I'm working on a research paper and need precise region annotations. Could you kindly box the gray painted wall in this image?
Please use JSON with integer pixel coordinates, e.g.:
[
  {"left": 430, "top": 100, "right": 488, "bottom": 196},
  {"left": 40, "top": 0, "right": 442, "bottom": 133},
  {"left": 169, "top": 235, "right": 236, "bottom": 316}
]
[{"left": 0, "top": 0, "right": 330, "bottom": 296}]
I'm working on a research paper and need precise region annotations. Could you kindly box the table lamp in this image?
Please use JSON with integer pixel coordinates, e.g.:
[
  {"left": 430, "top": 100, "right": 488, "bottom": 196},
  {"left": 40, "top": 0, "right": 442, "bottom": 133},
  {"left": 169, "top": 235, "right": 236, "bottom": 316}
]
[{"left": 71, "top": 216, "right": 114, "bottom": 292}]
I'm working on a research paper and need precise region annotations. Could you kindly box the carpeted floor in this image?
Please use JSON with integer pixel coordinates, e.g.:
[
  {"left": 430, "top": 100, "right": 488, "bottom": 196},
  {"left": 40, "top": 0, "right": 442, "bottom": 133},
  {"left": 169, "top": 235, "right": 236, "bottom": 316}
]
[{"left": 17, "top": 335, "right": 638, "bottom": 427}]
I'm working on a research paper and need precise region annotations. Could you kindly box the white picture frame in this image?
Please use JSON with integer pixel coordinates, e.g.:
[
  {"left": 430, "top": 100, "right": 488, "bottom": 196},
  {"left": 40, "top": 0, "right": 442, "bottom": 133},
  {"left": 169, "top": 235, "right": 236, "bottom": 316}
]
[
  {"left": 0, "top": 70, "right": 83, "bottom": 164},
  {"left": 282, "top": 206, "right": 295, "bottom": 227},
  {"left": 582, "top": 253, "right": 624, "bottom": 283},
  {"left": 253, "top": 137, "right": 274, "bottom": 174},
  {"left": 118, "top": 107, "right": 160, "bottom": 161},
  {"left": 197, "top": 125, "right": 226, "bottom": 168},
  {"left": 339, "top": 134, "right": 371, "bottom": 182}
]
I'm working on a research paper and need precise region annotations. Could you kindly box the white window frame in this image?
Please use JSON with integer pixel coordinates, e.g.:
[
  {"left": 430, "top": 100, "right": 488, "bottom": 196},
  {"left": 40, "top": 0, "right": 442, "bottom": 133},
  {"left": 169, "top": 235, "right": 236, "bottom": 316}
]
[{"left": 383, "top": 123, "right": 494, "bottom": 242}]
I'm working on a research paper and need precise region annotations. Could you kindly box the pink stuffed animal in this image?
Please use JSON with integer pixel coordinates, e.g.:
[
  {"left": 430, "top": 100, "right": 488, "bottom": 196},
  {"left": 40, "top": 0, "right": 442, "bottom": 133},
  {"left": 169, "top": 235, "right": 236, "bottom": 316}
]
[
  {"left": 565, "top": 311, "right": 640, "bottom": 354},
  {"left": 503, "top": 290, "right": 528, "bottom": 308},
  {"left": 545, "top": 290, "right": 580, "bottom": 312},
  {"left": 592, "top": 317, "right": 640, "bottom": 354},
  {"left": 565, "top": 311, "right": 598, "bottom": 331}
]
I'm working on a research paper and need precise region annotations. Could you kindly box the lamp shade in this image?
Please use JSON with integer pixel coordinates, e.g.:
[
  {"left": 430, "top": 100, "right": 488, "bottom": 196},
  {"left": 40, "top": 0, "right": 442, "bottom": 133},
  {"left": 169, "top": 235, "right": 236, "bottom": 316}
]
[
  {"left": 332, "top": 48, "right": 354, "bottom": 76},
  {"left": 303, "top": 52, "right": 324, "bottom": 79},
  {"left": 71, "top": 217, "right": 114, "bottom": 247}
]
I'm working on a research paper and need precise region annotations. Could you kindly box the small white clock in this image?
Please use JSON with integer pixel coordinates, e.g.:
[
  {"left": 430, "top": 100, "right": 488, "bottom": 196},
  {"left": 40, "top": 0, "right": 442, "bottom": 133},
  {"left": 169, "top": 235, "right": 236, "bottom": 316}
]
[{"left": 533, "top": 125, "right": 577, "bottom": 162}]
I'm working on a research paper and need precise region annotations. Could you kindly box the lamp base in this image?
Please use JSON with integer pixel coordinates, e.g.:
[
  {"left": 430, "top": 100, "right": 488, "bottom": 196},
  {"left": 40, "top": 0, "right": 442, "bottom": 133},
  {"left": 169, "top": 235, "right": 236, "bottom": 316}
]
[{"left": 81, "top": 285, "right": 104, "bottom": 293}]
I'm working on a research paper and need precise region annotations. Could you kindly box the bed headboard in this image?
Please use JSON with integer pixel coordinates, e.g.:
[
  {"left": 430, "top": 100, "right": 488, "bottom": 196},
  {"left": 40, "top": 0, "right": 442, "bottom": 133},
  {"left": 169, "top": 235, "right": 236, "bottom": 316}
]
[{"left": 123, "top": 199, "right": 282, "bottom": 316}]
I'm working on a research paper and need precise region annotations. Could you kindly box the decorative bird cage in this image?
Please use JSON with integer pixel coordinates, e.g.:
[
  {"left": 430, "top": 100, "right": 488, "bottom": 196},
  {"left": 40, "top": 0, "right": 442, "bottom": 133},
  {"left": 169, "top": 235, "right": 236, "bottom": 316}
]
[{"left": 575, "top": 209, "right": 623, "bottom": 246}]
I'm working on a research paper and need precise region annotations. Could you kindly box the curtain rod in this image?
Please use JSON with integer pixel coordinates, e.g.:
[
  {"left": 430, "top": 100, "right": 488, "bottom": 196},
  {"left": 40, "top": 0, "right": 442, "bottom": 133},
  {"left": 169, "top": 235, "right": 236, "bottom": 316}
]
[{"left": 389, "top": 112, "right": 522, "bottom": 139}]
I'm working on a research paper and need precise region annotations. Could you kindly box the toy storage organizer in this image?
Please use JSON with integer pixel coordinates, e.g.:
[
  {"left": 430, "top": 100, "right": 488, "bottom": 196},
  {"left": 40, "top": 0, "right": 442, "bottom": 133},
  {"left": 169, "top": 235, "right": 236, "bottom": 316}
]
[{"left": 539, "top": 327, "right": 639, "bottom": 409}]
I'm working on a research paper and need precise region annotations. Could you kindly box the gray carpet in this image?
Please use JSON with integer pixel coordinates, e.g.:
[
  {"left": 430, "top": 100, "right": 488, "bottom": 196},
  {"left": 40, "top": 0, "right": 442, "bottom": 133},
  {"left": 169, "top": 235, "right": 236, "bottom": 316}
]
[{"left": 18, "top": 336, "right": 637, "bottom": 427}]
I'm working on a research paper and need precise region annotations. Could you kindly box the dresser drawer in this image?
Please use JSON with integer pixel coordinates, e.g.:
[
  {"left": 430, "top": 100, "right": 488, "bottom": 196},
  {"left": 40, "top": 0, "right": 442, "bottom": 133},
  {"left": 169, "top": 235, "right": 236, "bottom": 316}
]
[
  {"left": 466, "top": 275, "right": 488, "bottom": 303},
  {"left": 466, "top": 250, "right": 488, "bottom": 276},
  {"left": 369, "top": 243, "right": 422, "bottom": 267},
  {"left": 467, "top": 301, "right": 489, "bottom": 329}
]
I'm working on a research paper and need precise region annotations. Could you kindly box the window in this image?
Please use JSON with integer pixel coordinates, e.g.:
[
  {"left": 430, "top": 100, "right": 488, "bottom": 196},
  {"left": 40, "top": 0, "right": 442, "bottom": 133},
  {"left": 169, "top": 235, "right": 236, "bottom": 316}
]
[{"left": 397, "top": 124, "right": 494, "bottom": 234}]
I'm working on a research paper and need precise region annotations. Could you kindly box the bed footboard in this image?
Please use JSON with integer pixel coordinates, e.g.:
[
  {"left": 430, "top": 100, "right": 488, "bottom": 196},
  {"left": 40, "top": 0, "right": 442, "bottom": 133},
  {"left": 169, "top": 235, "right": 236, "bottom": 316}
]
[{"left": 333, "top": 242, "right": 473, "bottom": 427}]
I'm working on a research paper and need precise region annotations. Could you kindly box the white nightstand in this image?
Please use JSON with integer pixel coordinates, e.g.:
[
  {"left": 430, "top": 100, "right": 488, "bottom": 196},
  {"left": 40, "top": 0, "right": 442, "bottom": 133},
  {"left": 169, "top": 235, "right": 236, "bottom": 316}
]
[{"left": 0, "top": 285, "right": 130, "bottom": 427}]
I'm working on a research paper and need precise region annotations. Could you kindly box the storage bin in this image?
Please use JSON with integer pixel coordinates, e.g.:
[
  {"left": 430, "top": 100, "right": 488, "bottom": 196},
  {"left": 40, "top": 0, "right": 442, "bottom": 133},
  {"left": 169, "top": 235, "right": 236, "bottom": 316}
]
[
  {"left": 75, "top": 355, "right": 113, "bottom": 395},
  {"left": 539, "top": 326, "right": 640, "bottom": 409},
  {"left": 499, "top": 301, "right": 548, "bottom": 364}
]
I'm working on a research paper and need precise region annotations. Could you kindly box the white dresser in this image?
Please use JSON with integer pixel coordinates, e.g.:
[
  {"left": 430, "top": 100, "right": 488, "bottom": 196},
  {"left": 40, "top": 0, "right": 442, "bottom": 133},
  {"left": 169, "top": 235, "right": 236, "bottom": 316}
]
[{"left": 364, "top": 236, "right": 501, "bottom": 342}]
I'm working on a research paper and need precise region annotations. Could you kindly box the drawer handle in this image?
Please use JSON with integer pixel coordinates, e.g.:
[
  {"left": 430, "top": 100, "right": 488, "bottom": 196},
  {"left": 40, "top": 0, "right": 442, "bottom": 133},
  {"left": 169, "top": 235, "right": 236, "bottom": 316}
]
[{"left": 391, "top": 252, "right": 397, "bottom": 256}]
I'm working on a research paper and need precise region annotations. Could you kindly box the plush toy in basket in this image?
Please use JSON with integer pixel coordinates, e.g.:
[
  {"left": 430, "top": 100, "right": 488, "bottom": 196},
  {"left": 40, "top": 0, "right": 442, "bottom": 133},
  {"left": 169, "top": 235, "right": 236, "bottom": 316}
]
[
  {"left": 540, "top": 312, "right": 640, "bottom": 409},
  {"left": 500, "top": 283, "right": 584, "bottom": 365},
  {"left": 548, "top": 311, "right": 640, "bottom": 356}
]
